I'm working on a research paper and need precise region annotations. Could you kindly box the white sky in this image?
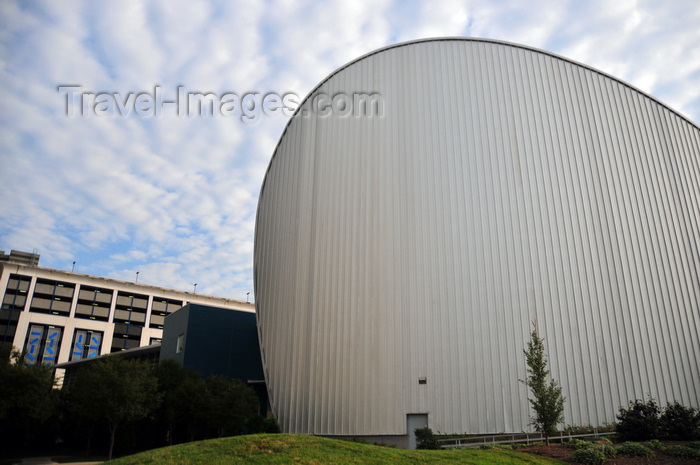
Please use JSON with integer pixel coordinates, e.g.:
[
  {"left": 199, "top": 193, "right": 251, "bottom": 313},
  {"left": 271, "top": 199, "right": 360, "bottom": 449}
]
[{"left": 1, "top": 0, "right": 699, "bottom": 301}]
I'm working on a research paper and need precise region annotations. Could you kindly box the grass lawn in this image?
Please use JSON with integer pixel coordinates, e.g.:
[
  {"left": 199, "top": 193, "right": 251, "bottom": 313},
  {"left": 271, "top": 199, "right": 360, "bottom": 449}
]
[{"left": 106, "top": 434, "right": 565, "bottom": 465}]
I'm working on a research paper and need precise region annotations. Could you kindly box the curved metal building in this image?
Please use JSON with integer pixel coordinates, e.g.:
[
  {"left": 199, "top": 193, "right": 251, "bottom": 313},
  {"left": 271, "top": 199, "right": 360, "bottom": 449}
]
[{"left": 254, "top": 38, "right": 700, "bottom": 440}]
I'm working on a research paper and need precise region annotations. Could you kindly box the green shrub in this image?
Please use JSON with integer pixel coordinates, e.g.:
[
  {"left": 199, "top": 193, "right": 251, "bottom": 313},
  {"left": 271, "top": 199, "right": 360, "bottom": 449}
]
[
  {"left": 660, "top": 401, "right": 700, "bottom": 440},
  {"left": 594, "top": 438, "right": 612, "bottom": 445},
  {"left": 588, "top": 443, "right": 616, "bottom": 458},
  {"left": 616, "top": 399, "right": 661, "bottom": 441},
  {"left": 571, "top": 448, "right": 606, "bottom": 465},
  {"left": 414, "top": 427, "right": 440, "bottom": 450},
  {"left": 664, "top": 445, "right": 700, "bottom": 460},
  {"left": 528, "top": 441, "right": 545, "bottom": 446},
  {"left": 566, "top": 438, "right": 591, "bottom": 449},
  {"left": 645, "top": 439, "right": 664, "bottom": 450},
  {"left": 246, "top": 416, "right": 281, "bottom": 434},
  {"left": 688, "top": 440, "right": 700, "bottom": 450},
  {"left": 615, "top": 441, "right": 654, "bottom": 457}
]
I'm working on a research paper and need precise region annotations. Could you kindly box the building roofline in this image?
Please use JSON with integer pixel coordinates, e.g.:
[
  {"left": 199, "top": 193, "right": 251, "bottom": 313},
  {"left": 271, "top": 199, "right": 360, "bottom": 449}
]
[
  {"left": 256, "top": 36, "right": 700, "bottom": 212},
  {"left": 0, "top": 261, "right": 254, "bottom": 311}
]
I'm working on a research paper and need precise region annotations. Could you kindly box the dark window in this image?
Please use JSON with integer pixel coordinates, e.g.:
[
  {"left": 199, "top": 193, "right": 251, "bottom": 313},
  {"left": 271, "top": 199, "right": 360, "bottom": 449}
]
[
  {"left": 110, "top": 323, "right": 143, "bottom": 352},
  {"left": 110, "top": 291, "right": 148, "bottom": 352},
  {"left": 74, "top": 285, "right": 113, "bottom": 321},
  {"left": 1, "top": 274, "right": 31, "bottom": 343},
  {"left": 29, "top": 278, "right": 75, "bottom": 316},
  {"left": 113, "top": 291, "right": 148, "bottom": 325},
  {"left": 149, "top": 297, "right": 183, "bottom": 328}
]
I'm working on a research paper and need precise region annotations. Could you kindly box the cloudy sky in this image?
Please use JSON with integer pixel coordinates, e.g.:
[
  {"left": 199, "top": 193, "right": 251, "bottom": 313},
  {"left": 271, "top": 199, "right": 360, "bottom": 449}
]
[{"left": 1, "top": 0, "right": 698, "bottom": 301}]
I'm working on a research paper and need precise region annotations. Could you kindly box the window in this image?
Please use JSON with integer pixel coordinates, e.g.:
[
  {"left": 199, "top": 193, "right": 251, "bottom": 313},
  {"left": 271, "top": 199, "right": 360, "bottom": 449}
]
[
  {"left": 111, "top": 291, "right": 148, "bottom": 352},
  {"left": 113, "top": 291, "right": 148, "bottom": 324},
  {"left": 176, "top": 333, "right": 185, "bottom": 353},
  {"left": 1, "top": 274, "right": 31, "bottom": 343},
  {"left": 70, "top": 329, "right": 103, "bottom": 361},
  {"left": 29, "top": 278, "right": 75, "bottom": 316},
  {"left": 149, "top": 297, "right": 183, "bottom": 328},
  {"left": 110, "top": 323, "right": 142, "bottom": 352},
  {"left": 24, "top": 324, "right": 63, "bottom": 366},
  {"left": 74, "top": 285, "right": 113, "bottom": 321}
]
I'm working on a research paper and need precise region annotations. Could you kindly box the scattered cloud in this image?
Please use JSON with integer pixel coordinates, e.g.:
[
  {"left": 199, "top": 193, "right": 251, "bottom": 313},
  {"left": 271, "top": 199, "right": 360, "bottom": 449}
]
[{"left": 1, "top": 0, "right": 698, "bottom": 301}]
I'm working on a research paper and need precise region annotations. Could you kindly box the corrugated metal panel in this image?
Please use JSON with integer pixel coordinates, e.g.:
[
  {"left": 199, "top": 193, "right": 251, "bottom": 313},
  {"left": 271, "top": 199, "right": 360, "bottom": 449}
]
[{"left": 254, "top": 38, "right": 700, "bottom": 436}]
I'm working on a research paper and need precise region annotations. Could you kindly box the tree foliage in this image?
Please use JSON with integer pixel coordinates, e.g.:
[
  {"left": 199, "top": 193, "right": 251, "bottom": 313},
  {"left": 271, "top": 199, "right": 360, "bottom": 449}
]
[
  {"left": 3, "top": 350, "right": 271, "bottom": 459},
  {"left": 415, "top": 427, "right": 440, "bottom": 449},
  {"left": 616, "top": 398, "right": 700, "bottom": 441},
  {"left": 64, "top": 356, "right": 160, "bottom": 460},
  {"left": 154, "top": 359, "right": 264, "bottom": 445},
  {"left": 521, "top": 327, "right": 565, "bottom": 445},
  {"left": 155, "top": 359, "right": 207, "bottom": 444},
  {"left": 660, "top": 401, "right": 700, "bottom": 440},
  {"left": 0, "top": 344, "right": 59, "bottom": 456},
  {"left": 615, "top": 398, "right": 660, "bottom": 441},
  {"left": 201, "top": 375, "right": 260, "bottom": 438}
]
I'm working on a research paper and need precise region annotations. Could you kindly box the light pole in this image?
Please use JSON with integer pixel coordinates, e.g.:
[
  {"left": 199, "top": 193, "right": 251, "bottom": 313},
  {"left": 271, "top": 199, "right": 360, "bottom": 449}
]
[
  {"left": 246, "top": 292, "right": 250, "bottom": 303},
  {"left": 71, "top": 261, "right": 76, "bottom": 272},
  {"left": 194, "top": 283, "right": 197, "bottom": 294},
  {"left": 135, "top": 271, "right": 139, "bottom": 283}
]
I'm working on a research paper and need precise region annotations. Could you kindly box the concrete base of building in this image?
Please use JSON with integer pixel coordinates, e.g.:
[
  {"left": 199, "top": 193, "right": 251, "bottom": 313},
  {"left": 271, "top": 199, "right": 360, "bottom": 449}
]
[{"left": 324, "top": 434, "right": 409, "bottom": 449}]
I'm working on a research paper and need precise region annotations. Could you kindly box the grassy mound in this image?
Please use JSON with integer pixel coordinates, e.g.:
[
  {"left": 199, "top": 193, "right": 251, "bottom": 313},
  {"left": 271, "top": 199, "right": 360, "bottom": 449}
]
[{"left": 106, "top": 434, "right": 564, "bottom": 464}]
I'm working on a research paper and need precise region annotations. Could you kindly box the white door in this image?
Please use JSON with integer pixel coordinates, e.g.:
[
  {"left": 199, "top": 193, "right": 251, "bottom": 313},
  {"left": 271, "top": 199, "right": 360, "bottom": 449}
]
[{"left": 406, "top": 413, "right": 429, "bottom": 449}]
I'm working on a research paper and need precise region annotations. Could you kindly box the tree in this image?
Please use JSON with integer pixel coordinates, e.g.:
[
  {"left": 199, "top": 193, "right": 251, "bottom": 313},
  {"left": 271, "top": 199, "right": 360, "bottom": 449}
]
[
  {"left": 64, "top": 357, "right": 160, "bottom": 460},
  {"left": 521, "top": 327, "right": 565, "bottom": 445},
  {"left": 154, "top": 359, "right": 206, "bottom": 444},
  {"left": 0, "top": 344, "right": 59, "bottom": 456},
  {"left": 199, "top": 375, "right": 260, "bottom": 438}
]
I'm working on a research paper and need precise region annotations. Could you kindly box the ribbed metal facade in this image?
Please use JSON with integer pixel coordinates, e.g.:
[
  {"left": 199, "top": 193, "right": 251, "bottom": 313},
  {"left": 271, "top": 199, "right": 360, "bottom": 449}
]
[{"left": 254, "top": 38, "right": 700, "bottom": 437}]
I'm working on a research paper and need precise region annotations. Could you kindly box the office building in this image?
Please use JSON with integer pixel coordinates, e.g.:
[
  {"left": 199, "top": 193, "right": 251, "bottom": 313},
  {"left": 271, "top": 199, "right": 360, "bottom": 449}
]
[{"left": 0, "top": 250, "right": 252, "bottom": 370}]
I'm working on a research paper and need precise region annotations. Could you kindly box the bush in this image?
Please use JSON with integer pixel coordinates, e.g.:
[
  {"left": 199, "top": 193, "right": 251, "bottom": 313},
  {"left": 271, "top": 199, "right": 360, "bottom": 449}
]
[
  {"left": 616, "top": 399, "right": 661, "bottom": 441},
  {"left": 566, "top": 438, "right": 591, "bottom": 449},
  {"left": 245, "top": 416, "right": 281, "bottom": 434},
  {"left": 615, "top": 441, "right": 654, "bottom": 457},
  {"left": 688, "top": 441, "right": 700, "bottom": 450},
  {"left": 571, "top": 448, "right": 606, "bottom": 465},
  {"left": 660, "top": 401, "right": 700, "bottom": 440},
  {"left": 664, "top": 445, "right": 700, "bottom": 460},
  {"left": 588, "top": 443, "right": 616, "bottom": 458},
  {"left": 645, "top": 439, "right": 664, "bottom": 450},
  {"left": 414, "top": 427, "right": 440, "bottom": 450}
]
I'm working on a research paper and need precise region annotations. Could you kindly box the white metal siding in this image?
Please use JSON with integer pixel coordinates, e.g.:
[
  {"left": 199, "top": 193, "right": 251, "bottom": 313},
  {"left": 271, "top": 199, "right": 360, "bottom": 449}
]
[{"left": 254, "top": 38, "right": 700, "bottom": 436}]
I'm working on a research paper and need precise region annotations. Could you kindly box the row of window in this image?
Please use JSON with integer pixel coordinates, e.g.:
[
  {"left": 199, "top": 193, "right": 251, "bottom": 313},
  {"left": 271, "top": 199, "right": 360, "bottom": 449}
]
[
  {"left": 24, "top": 324, "right": 103, "bottom": 366},
  {"left": 22, "top": 323, "right": 164, "bottom": 366},
  {"left": 1, "top": 274, "right": 183, "bottom": 344}
]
